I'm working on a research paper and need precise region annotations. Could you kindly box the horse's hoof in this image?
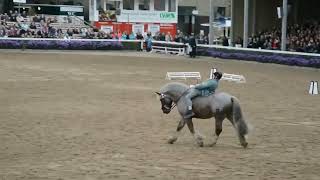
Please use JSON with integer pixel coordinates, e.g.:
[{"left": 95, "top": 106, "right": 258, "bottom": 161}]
[
  {"left": 241, "top": 142, "right": 248, "bottom": 148},
  {"left": 167, "top": 137, "right": 177, "bottom": 144},
  {"left": 197, "top": 141, "right": 204, "bottom": 147},
  {"left": 208, "top": 142, "right": 217, "bottom": 147}
]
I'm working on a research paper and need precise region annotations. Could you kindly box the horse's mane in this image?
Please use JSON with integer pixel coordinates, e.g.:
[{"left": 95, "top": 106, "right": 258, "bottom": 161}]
[{"left": 159, "top": 82, "right": 189, "bottom": 94}]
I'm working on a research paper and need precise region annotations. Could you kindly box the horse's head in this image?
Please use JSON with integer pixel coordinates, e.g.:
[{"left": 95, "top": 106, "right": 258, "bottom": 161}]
[
  {"left": 156, "top": 82, "right": 189, "bottom": 114},
  {"left": 155, "top": 92, "right": 173, "bottom": 114}
]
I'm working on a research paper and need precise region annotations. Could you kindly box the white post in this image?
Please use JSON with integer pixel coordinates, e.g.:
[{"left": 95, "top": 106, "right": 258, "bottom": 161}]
[
  {"left": 134, "top": 0, "right": 139, "bottom": 10},
  {"left": 176, "top": 0, "right": 178, "bottom": 12},
  {"left": 251, "top": 0, "right": 256, "bottom": 35},
  {"left": 150, "top": 0, "right": 154, "bottom": 11},
  {"left": 165, "top": 0, "right": 169, "bottom": 11},
  {"left": 281, "top": 0, "right": 288, "bottom": 51},
  {"left": 89, "top": 0, "right": 97, "bottom": 22},
  {"left": 209, "top": 0, "right": 213, "bottom": 45},
  {"left": 243, "top": 0, "right": 249, "bottom": 48},
  {"left": 103, "top": 0, "right": 106, "bottom": 11}
]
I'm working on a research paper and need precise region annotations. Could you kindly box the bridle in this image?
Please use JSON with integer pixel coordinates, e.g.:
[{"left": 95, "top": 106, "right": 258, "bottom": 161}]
[
  {"left": 159, "top": 88, "right": 190, "bottom": 112},
  {"left": 159, "top": 94, "right": 175, "bottom": 112}
]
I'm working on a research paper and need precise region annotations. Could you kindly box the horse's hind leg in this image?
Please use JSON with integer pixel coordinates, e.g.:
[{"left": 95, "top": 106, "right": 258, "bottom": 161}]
[
  {"left": 168, "top": 119, "right": 185, "bottom": 144},
  {"left": 209, "top": 115, "right": 225, "bottom": 147},
  {"left": 186, "top": 119, "right": 204, "bottom": 147}
]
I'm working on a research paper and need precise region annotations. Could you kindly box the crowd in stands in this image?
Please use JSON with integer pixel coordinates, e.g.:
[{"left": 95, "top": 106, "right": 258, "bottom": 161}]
[
  {"left": 1, "top": 9, "right": 320, "bottom": 54},
  {"left": 0, "top": 10, "right": 189, "bottom": 42},
  {"left": 247, "top": 22, "right": 320, "bottom": 53},
  {"left": 0, "top": 10, "right": 59, "bottom": 38},
  {"left": 0, "top": 10, "right": 101, "bottom": 39}
]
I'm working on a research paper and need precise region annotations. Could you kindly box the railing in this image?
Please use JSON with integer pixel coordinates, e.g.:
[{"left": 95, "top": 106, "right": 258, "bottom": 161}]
[
  {"left": 197, "top": 44, "right": 320, "bottom": 68},
  {"left": 0, "top": 37, "right": 144, "bottom": 51},
  {"left": 72, "top": 15, "right": 95, "bottom": 29},
  {"left": 0, "top": 37, "right": 319, "bottom": 67},
  {"left": 151, "top": 40, "right": 186, "bottom": 55},
  {"left": 198, "top": 44, "right": 320, "bottom": 57}
]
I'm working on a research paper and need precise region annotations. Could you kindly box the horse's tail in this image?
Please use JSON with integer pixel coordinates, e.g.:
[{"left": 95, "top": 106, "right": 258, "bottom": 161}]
[{"left": 231, "top": 97, "right": 250, "bottom": 136}]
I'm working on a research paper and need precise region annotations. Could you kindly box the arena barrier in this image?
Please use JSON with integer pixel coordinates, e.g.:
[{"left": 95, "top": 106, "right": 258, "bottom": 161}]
[
  {"left": 151, "top": 41, "right": 186, "bottom": 56},
  {"left": 1, "top": 38, "right": 319, "bottom": 68},
  {"left": 0, "top": 38, "right": 144, "bottom": 51},
  {"left": 197, "top": 44, "right": 320, "bottom": 68},
  {"left": 0, "top": 38, "right": 188, "bottom": 55}
]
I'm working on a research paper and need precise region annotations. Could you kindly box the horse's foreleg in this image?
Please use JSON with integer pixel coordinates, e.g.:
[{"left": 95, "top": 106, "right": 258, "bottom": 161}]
[
  {"left": 209, "top": 116, "right": 224, "bottom": 147},
  {"left": 168, "top": 119, "right": 185, "bottom": 144},
  {"left": 186, "top": 119, "right": 204, "bottom": 147}
]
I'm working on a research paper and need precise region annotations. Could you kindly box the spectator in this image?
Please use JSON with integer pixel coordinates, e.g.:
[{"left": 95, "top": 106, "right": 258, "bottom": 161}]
[
  {"left": 222, "top": 36, "right": 229, "bottom": 46},
  {"left": 188, "top": 33, "right": 197, "bottom": 58},
  {"left": 145, "top": 32, "right": 153, "bottom": 52},
  {"left": 165, "top": 32, "right": 172, "bottom": 42},
  {"left": 136, "top": 32, "right": 144, "bottom": 51}
]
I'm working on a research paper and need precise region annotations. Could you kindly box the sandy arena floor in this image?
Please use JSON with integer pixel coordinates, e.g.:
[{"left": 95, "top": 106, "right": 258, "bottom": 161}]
[{"left": 0, "top": 50, "right": 319, "bottom": 180}]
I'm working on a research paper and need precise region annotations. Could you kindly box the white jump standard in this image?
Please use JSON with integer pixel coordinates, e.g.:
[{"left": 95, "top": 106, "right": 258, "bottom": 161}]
[
  {"left": 166, "top": 72, "right": 201, "bottom": 81},
  {"left": 309, "top": 81, "right": 318, "bottom": 95},
  {"left": 210, "top": 68, "right": 246, "bottom": 83}
]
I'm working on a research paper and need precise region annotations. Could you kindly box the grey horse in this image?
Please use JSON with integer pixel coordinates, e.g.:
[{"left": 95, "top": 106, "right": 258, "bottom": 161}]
[{"left": 156, "top": 82, "right": 250, "bottom": 148}]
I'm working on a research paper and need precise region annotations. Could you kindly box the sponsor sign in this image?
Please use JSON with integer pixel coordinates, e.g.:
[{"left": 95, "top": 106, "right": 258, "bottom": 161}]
[{"left": 117, "top": 10, "right": 177, "bottom": 23}]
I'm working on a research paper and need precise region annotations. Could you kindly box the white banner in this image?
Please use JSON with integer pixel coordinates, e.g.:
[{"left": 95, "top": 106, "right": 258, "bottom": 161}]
[
  {"left": 101, "top": 25, "right": 113, "bottom": 33},
  {"left": 13, "top": 0, "right": 26, "bottom": 3},
  {"left": 148, "top": 24, "right": 160, "bottom": 36},
  {"left": 132, "top": 24, "right": 144, "bottom": 34},
  {"left": 60, "top": 6, "right": 83, "bottom": 12},
  {"left": 117, "top": 10, "right": 177, "bottom": 23}
]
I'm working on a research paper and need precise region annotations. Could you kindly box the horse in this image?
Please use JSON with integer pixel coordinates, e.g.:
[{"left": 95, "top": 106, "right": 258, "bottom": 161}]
[{"left": 156, "top": 82, "right": 250, "bottom": 148}]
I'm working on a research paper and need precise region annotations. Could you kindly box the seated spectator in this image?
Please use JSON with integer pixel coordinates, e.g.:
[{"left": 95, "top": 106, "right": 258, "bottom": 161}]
[
  {"left": 235, "top": 37, "right": 243, "bottom": 47},
  {"left": 10, "top": 11, "right": 18, "bottom": 22},
  {"left": 39, "top": 14, "right": 46, "bottom": 22},
  {"left": 121, "top": 31, "right": 128, "bottom": 40},
  {"left": 21, "top": 11, "right": 27, "bottom": 18},
  {"left": 136, "top": 32, "right": 143, "bottom": 40},
  {"left": 165, "top": 32, "right": 173, "bottom": 42},
  {"left": 66, "top": 29, "right": 73, "bottom": 37},
  {"left": 33, "top": 15, "right": 40, "bottom": 22},
  {"left": 159, "top": 32, "right": 165, "bottom": 41},
  {"left": 29, "top": 22, "right": 37, "bottom": 29},
  {"left": 16, "top": 14, "right": 24, "bottom": 23},
  {"left": 129, "top": 31, "right": 136, "bottom": 40}
]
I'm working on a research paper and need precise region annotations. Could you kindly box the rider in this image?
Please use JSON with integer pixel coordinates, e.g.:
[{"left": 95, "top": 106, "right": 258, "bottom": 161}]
[{"left": 184, "top": 71, "right": 223, "bottom": 119}]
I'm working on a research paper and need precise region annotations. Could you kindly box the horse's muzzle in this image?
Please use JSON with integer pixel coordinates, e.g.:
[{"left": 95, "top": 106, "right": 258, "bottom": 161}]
[
  {"left": 162, "top": 105, "right": 171, "bottom": 114},
  {"left": 162, "top": 109, "right": 171, "bottom": 114}
]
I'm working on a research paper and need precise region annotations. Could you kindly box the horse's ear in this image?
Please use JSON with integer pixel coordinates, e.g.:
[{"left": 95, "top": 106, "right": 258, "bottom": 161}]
[{"left": 155, "top": 92, "right": 161, "bottom": 96}]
